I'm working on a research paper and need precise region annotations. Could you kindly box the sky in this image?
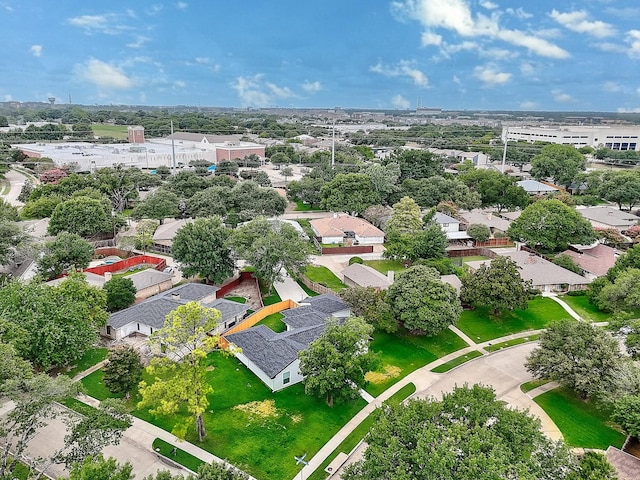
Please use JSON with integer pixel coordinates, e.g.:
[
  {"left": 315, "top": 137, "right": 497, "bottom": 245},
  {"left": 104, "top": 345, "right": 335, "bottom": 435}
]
[{"left": 1, "top": 0, "right": 639, "bottom": 112}]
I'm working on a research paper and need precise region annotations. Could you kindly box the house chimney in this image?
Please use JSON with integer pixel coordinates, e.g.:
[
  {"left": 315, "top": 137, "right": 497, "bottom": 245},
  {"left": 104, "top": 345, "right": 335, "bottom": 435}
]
[
  {"left": 487, "top": 212, "right": 492, "bottom": 220},
  {"left": 387, "top": 270, "right": 395, "bottom": 282},
  {"left": 104, "top": 271, "right": 113, "bottom": 281},
  {"left": 171, "top": 293, "right": 180, "bottom": 300}
]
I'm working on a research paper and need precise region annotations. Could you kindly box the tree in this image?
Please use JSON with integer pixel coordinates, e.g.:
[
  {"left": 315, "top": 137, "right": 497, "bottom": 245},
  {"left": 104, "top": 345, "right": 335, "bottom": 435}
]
[
  {"left": 131, "top": 189, "right": 180, "bottom": 224},
  {"left": 552, "top": 253, "right": 582, "bottom": 274},
  {"left": 507, "top": 199, "right": 596, "bottom": 252},
  {"left": 389, "top": 149, "right": 444, "bottom": 182},
  {"left": 340, "top": 286, "right": 398, "bottom": 333},
  {"left": 363, "top": 162, "right": 400, "bottom": 204},
  {"left": 94, "top": 166, "right": 147, "bottom": 212},
  {"left": 138, "top": 302, "right": 222, "bottom": 441},
  {"left": 526, "top": 320, "right": 623, "bottom": 399},
  {"left": 228, "top": 217, "right": 311, "bottom": 294},
  {"left": 399, "top": 176, "right": 480, "bottom": 210},
  {"left": 343, "top": 384, "right": 582, "bottom": 480},
  {"left": 298, "top": 317, "right": 377, "bottom": 407},
  {"left": 48, "top": 196, "right": 113, "bottom": 238},
  {"left": 103, "top": 277, "right": 137, "bottom": 312},
  {"left": 531, "top": 144, "right": 586, "bottom": 189},
  {"left": 612, "top": 394, "right": 640, "bottom": 439},
  {"left": 598, "top": 268, "right": 640, "bottom": 312},
  {"left": 461, "top": 169, "right": 529, "bottom": 213},
  {"left": 280, "top": 166, "right": 293, "bottom": 182},
  {"left": 411, "top": 223, "right": 448, "bottom": 260},
  {"left": 37, "top": 232, "right": 95, "bottom": 280},
  {"left": 68, "top": 456, "right": 134, "bottom": 480},
  {"left": 466, "top": 223, "right": 490, "bottom": 242},
  {"left": 461, "top": 256, "right": 531, "bottom": 315},
  {"left": 286, "top": 176, "right": 324, "bottom": 207},
  {"left": 196, "top": 461, "right": 250, "bottom": 480},
  {"left": 167, "top": 171, "right": 209, "bottom": 197},
  {"left": 387, "top": 265, "right": 461, "bottom": 335},
  {"left": 599, "top": 170, "right": 640, "bottom": 210},
  {"left": 102, "top": 346, "right": 143, "bottom": 398},
  {"left": 187, "top": 186, "right": 230, "bottom": 218},
  {"left": 172, "top": 217, "right": 234, "bottom": 284},
  {"left": 384, "top": 197, "right": 423, "bottom": 261},
  {"left": 0, "top": 219, "right": 29, "bottom": 266},
  {"left": 570, "top": 452, "right": 618, "bottom": 480},
  {"left": 320, "top": 173, "right": 380, "bottom": 215}
]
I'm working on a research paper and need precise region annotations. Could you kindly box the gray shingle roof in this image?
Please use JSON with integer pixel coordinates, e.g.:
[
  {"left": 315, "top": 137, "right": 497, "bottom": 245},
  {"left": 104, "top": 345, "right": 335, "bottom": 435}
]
[
  {"left": 342, "top": 263, "right": 392, "bottom": 289},
  {"left": 202, "top": 298, "right": 249, "bottom": 323},
  {"left": 107, "top": 297, "right": 181, "bottom": 329},
  {"left": 160, "top": 283, "right": 219, "bottom": 301},
  {"left": 128, "top": 269, "right": 173, "bottom": 291},
  {"left": 300, "top": 293, "right": 348, "bottom": 315}
]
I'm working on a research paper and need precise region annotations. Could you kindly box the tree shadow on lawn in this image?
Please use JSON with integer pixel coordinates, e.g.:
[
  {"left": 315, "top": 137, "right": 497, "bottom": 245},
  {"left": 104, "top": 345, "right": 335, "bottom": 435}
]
[
  {"left": 456, "top": 296, "right": 571, "bottom": 343},
  {"left": 365, "top": 328, "right": 467, "bottom": 397}
]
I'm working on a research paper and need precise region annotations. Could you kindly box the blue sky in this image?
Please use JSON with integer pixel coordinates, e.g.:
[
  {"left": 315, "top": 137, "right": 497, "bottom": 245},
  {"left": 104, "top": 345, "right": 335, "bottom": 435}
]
[{"left": 1, "top": 0, "right": 639, "bottom": 112}]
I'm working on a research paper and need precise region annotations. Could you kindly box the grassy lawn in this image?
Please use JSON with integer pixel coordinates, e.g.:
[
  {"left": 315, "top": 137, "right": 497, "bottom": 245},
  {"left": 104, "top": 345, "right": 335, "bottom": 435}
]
[
  {"left": 130, "top": 352, "right": 367, "bottom": 480},
  {"left": 534, "top": 388, "right": 626, "bottom": 449},
  {"left": 295, "top": 200, "right": 322, "bottom": 211},
  {"left": 558, "top": 294, "right": 611, "bottom": 322},
  {"left": 456, "top": 297, "right": 570, "bottom": 342},
  {"left": 255, "top": 312, "right": 287, "bottom": 333},
  {"left": 520, "top": 379, "right": 551, "bottom": 393},
  {"left": 92, "top": 124, "right": 129, "bottom": 140},
  {"left": 80, "top": 369, "right": 122, "bottom": 400},
  {"left": 307, "top": 383, "right": 416, "bottom": 480},
  {"left": 484, "top": 334, "right": 539, "bottom": 352},
  {"left": 297, "top": 279, "right": 319, "bottom": 297},
  {"left": 363, "top": 259, "right": 406, "bottom": 275},
  {"left": 304, "top": 265, "right": 346, "bottom": 292},
  {"left": 224, "top": 296, "right": 246, "bottom": 304},
  {"left": 65, "top": 347, "right": 109, "bottom": 377},
  {"left": 430, "top": 350, "right": 483, "bottom": 373},
  {"left": 365, "top": 328, "right": 467, "bottom": 397},
  {"left": 152, "top": 438, "right": 204, "bottom": 473},
  {"left": 262, "top": 291, "right": 282, "bottom": 306}
]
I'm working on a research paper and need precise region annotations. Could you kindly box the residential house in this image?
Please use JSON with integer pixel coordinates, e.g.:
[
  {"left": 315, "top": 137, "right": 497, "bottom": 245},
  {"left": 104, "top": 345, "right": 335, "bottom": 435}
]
[
  {"left": 310, "top": 214, "right": 384, "bottom": 245},
  {"left": 125, "top": 269, "right": 174, "bottom": 299},
  {"left": 434, "top": 212, "right": 470, "bottom": 241},
  {"left": 341, "top": 263, "right": 393, "bottom": 290},
  {"left": 560, "top": 244, "right": 618, "bottom": 280},
  {"left": 225, "top": 294, "right": 350, "bottom": 391},
  {"left": 460, "top": 209, "right": 511, "bottom": 236},
  {"left": 151, "top": 218, "right": 192, "bottom": 254},
  {"left": 516, "top": 179, "right": 560, "bottom": 195},
  {"left": 577, "top": 206, "right": 639, "bottom": 232},
  {"left": 606, "top": 446, "right": 640, "bottom": 480}
]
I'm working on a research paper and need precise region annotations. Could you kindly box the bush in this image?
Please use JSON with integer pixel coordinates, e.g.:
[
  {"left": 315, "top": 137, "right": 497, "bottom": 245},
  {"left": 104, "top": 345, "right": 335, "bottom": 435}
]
[
  {"left": 466, "top": 223, "right": 491, "bottom": 243},
  {"left": 349, "top": 256, "right": 364, "bottom": 265},
  {"left": 566, "top": 290, "right": 587, "bottom": 296}
]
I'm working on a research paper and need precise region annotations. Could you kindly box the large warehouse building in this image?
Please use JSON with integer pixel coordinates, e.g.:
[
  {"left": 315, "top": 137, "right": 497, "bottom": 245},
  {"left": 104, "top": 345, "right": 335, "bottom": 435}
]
[{"left": 503, "top": 125, "right": 640, "bottom": 151}]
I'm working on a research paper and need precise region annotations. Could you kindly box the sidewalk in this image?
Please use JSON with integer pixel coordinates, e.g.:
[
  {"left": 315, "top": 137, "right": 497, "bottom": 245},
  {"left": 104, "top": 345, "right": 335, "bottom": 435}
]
[{"left": 272, "top": 269, "right": 307, "bottom": 302}]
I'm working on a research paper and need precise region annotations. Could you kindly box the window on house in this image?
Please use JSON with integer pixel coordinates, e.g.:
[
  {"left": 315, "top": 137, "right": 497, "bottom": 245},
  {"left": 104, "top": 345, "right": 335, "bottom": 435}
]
[
  {"left": 283, "top": 371, "right": 291, "bottom": 384},
  {"left": 106, "top": 326, "right": 111, "bottom": 335},
  {"left": 137, "top": 323, "right": 140, "bottom": 330}
]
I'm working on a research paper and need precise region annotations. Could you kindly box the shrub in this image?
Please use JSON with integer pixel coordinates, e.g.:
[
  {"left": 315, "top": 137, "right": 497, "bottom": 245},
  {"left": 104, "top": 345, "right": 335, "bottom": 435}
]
[{"left": 349, "top": 256, "right": 364, "bottom": 265}]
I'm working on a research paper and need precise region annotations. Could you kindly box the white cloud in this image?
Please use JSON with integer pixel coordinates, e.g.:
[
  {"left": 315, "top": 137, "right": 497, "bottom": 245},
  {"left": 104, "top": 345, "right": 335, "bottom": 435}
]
[
  {"left": 552, "top": 90, "right": 574, "bottom": 103},
  {"left": 452, "top": 75, "right": 462, "bottom": 85},
  {"left": 479, "top": 1, "right": 497, "bottom": 10},
  {"left": 421, "top": 31, "right": 442, "bottom": 46},
  {"left": 126, "top": 36, "right": 149, "bottom": 48},
  {"left": 505, "top": 7, "right": 532, "bottom": 19},
  {"left": 67, "top": 14, "right": 129, "bottom": 35},
  {"left": 302, "top": 81, "right": 322, "bottom": 93},
  {"left": 232, "top": 74, "right": 296, "bottom": 107},
  {"left": 147, "top": 4, "right": 164, "bottom": 15},
  {"left": 30, "top": 45, "right": 42, "bottom": 57},
  {"left": 391, "top": 94, "right": 411, "bottom": 109},
  {"left": 75, "top": 59, "right": 134, "bottom": 89},
  {"left": 520, "top": 101, "right": 538, "bottom": 109},
  {"left": 629, "top": 30, "right": 640, "bottom": 58},
  {"left": 520, "top": 62, "right": 535, "bottom": 75},
  {"left": 175, "top": 2, "right": 188, "bottom": 9},
  {"left": 267, "top": 83, "right": 295, "bottom": 99},
  {"left": 473, "top": 65, "right": 511, "bottom": 85},
  {"left": 3, "top": 94, "right": 12, "bottom": 101},
  {"left": 370, "top": 60, "right": 428, "bottom": 87},
  {"left": 392, "top": 0, "right": 569, "bottom": 59},
  {"left": 173, "top": 80, "right": 186, "bottom": 89},
  {"left": 603, "top": 81, "right": 623, "bottom": 93},
  {"left": 549, "top": 10, "right": 616, "bottom": 38},
  {"left": 0, "top": 3, "right": 14, "bottom": 12}
]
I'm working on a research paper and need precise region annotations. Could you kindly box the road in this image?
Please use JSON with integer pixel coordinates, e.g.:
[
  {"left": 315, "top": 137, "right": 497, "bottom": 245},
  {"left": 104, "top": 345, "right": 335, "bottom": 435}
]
[{"left": 1, "top": 167, "right": 31, "bottom": 206}]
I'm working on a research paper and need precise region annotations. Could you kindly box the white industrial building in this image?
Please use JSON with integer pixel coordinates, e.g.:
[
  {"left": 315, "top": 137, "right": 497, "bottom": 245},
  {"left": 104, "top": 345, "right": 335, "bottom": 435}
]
[{"left": 503, "top": 125, "right": 640, "bottom": 151}]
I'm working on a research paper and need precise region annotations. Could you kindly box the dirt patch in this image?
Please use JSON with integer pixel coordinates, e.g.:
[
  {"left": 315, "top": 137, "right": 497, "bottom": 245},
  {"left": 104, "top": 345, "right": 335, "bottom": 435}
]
[
  {"left": 233, "top": 399, "right": 278, "bottom": 418},
  {"left": 365, "top": 365, "right": 402, "bottom": 384}
]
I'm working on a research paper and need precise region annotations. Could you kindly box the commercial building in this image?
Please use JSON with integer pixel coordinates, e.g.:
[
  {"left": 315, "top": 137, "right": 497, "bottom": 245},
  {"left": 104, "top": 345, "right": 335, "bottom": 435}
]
[{"left": 503, "top": 125, "right": 640, "bottom": 151}]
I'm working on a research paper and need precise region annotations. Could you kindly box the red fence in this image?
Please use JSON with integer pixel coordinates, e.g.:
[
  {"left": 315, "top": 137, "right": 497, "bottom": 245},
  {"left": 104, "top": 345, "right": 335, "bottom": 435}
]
[
  {"left": 474, "top": 238, "right": 514, "bottom": 248},
  {"left": 215, "top": 271, "right": 257, "bottom": 298},
  {"left": 85, "top": 254, "right": 166, "bottom": 276},
  {"left": 95, "top": 247, "right": 135, "bottom": 258},
  {"left": 320, "top": 245, "right": 374, "bottom": 255}
]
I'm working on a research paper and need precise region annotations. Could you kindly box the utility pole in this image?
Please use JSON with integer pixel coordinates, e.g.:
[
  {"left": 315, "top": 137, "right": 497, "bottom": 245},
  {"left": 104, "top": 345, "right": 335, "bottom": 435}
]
[
  {"left": 331, "top": 119, "right": 335, "bottom": 168},
  {"left": 501, "top": 127, "right": 508, "bottom": 174},
  {"left": 170, "top": 120, "right": 176, "bottom": 175}
]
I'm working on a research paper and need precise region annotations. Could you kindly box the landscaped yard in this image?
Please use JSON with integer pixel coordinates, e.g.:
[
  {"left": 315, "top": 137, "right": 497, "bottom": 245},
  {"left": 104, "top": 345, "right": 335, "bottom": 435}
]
[
  {"left": 295, "top": 200, "right": 322, "bottom": 211},
  {"left": 534, "top": 388, "right": 626, "bottom": 449},
  {"left": 81, "top": 352, "right": 367, "bottom": 480},
  {"left": 558, "top": 294, "right": 611, "bottom": 322},
  {"left": 152, "top": 438, "right": 204, "bottom": 472},
  {"left": 304, "top": 265, "right": 346, "bottom": 292},
  {"left": 456, "top": 297, "right": 571, "bottom": 342},
  {"left": 91, "top": 124, "right": 129, "bottom": 140},
  {"left": 65, "top": 347, "right": 109, "bottom": 377},
  {"left": 430, "top": 350, "right": 483, "bottom": 373},
  {"left": 255, "top": 312, "right": 287, "bottom": 333},
  {"left": 223, "top": 296, "right": 247, "bottom": 304},
  {"left": 363, "top": 259, "right": 406, "bottom": 275},
  {"left": 365, "top": 328, "right": 467, "bottom": 396}
]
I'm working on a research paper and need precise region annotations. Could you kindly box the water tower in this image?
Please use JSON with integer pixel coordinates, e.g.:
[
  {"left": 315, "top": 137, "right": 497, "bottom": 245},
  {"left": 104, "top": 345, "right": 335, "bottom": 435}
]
[{"left": 48, "top": 97, "right": 55, "bottom": 106}]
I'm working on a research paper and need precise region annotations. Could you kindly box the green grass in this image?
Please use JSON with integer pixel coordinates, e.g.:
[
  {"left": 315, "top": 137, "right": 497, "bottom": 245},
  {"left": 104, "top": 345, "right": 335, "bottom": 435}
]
[
  {"left": 297, "top": 279, "right": 319, "bottom": 297},
  {"left": 295, "top": 200, "right": 322, "bottom": 211},
  {"left": 224, "top": 296, "right": 247, "bottom": 304},
  {"left": 262, "top": 290, "right": 282, "bottom": 306},
  {"left": 484, "top": 334, "right": 539, "bottom": 352},
  {"left": 152, "top": 438, "right": 204, "bottom": 473},
  {"left": 304, "top": 265, "right": 346, "bottom": 292},
  {"left": 130, "top": 352, "right": 367, "bottom": 480},
  {"left": 80, "top": 369, "right": 123, "bottom": 400},
  {"left": 364, "top": 259, "right": 406, "bottom": 275},
  {"left": 255, "top": 312, "right": 287, "bottom": 333},
  {"left": 520, "top": 379, "right": 552, "bottom": 393},
  {"left": 534, "top": 388, "right": 626, "bottom": 449},
  {"left": 3, "top": 458, "right": 32, "bottom": 480},
  {"left": 65, "top": 347, "right": 109, "bottom": 377},
  {"left": 92, "top": 124, "right": 129, "bottom": 140},
  {"left": 430, "top": 350, "right": 483, "bottom": 373},
  {"left": 558, "top": 294, "right": 611, "bottom": 322},
  {"left": 307, "top": 383, "right": 416, "bottom": 480},
  {"left": 61, "top": 397, "right": 99, "bottom": 415},
  {"left": 365, "top": 329, "right": 467, "bottom": 396},
  {"left": 456, "top": 297, "right": 570, "bottom": 342}
]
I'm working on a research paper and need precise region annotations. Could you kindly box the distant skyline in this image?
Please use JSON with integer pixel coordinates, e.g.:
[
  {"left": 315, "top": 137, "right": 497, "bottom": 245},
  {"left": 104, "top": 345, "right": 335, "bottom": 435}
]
[{"left": 1, "top": 1, "right": 639, "bottom": 112}]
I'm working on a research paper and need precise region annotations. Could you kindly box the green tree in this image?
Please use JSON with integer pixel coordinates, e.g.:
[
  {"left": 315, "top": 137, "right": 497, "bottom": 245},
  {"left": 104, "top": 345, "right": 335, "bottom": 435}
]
[
  {"left": 343, "top": 384, "right": 579, "bottom": 480},
  {"left": 298, "top": 317, "right": 378, "bottom": 407},
  {"left": 363, "top": 162, "right": 400, "bottom": 204},
  {"left": 552, "top": 253, "right": 582, "bottom": 274},
  {"left": 507, "top": 199, "right": 596, "bottom": 252},
  {"left": 187, "top": 186, "right": 230, "bottom": 218},
  {"left": 286, "top": 176, "right": 325, "bottom": 207},
  {"left": 280, "top": 166, "right": 293, "bottom": 182},
  {"left": 48, "top": 196, "right": 113, "bottom": 238},
  {"left": 0, "top": 199, "right": 19, "bottom": 221},
  {"left": 389, "top": 149, "right": 444, "bottom": 182},
  {"left": 461, "top": 169, "right": 529, "bottom": 213},
  {"left": 172, "top": 217, "right": 234, "bottom": 284},
  {"left": 526, "top": 320, "right": 623, "bottom": 399},
  {"left": 384, "top": 196, "right": 423, "bottom": 261},
  {"left": 103, "top": 277, "right": 137, "bottom": 312},
  {"left": 399, "top": 176, "right": 480, "bottom": 210},
  {"left": 228, "top": 181, "right": 287, "bottom": 219},
  {"left": 531, "top": 144, "right": 586, "bottom": 189},
  {"left": 167, "top": 171, "right": 209, "bottom": 198},
  {"left": 412, "top": 223, "right": 448, "bottom": 260},
  {"left": 387, "top": 265, "right": 461, "bottom": 335},
  {"left": 196, "top": 461, "right": 250, "bottom": 480},
  {"left": 466, "top": 223, "right": 491, "bottom": 242},
  {"left": 37, "top": 232, "right": 95, "bottom": 280},
  {"left": 569, "top": 451, "right": 618, "bottom": 480},
  {"left": 131, "top": 189, "right": 180, "bottom": 225},
  {"left": 461, "top": 256, "right": 531, "bottom": 315},
  {"left": 599, "top": 170, "right": 640, "bottom": 210},
  {"left": 138, "top": 302, "right": 222, "bottom": 441},
  {"left": 103, "top": 346, "right": 143, "bottom": 398},
  {"left": 68, "top": 456, "right": 134, "bottom": 480},
  {"left": 0, "top": 219, "right": 29, "bottom": 266},
  {"left": 598, "top": 268, "right": 640, "bottom": 312},
  {"left": 320, "top": 173, "right": 380, "bottom": 215},
  {"left": 339, "top": 286, "right": 398, "bottom": 333},
  {"left": 94, "top": 166, "right": 147, "bottom": 212}
]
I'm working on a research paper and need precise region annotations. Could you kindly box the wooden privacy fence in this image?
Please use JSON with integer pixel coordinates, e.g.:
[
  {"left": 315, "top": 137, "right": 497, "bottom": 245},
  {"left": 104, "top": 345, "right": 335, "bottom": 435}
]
[
  {"left": 298, "top": 274, "right": 336, "bottom": 295},
  {"left": 219, "top": 299, "right": 298, "bottom": 349},
  {"left": 85, "top": 254, "right": 166, "bottom": 276}
]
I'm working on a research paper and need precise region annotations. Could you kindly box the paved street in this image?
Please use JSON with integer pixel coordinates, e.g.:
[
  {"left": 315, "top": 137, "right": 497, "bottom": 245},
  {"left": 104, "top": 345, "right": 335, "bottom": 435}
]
[{"left": 0, "top": 167, "right": 30, "bottom": 206}]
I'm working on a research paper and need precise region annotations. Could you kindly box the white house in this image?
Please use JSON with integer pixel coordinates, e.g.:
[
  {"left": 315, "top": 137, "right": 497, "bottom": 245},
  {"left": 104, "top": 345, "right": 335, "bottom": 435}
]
[{"left": 434, "top": 212, "right": 470, "bottom": 240}]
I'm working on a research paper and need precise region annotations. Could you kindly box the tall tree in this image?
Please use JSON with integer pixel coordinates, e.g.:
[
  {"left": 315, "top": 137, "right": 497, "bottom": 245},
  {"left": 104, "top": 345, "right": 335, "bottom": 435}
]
[
  {"left": 384, "top": 196, "right": 423, "bottom": 261},
  {"left": 507, "top": 199, "right": 596, "bottom": 252},
  {"left": 390, "top": 149, "right": 444, "bottom": 182},
  {"left": 172, "top": 217, "right": 234, "bottom": 284},
  {"left": 530, "top": 144, "right": 586, "bottom": 189},
  {"left": 598, "top": 170, "right": 640, "bottom": 211},
  {"left": 387, "top": 265, "right": 461, "bottom": 335},
  {"left": 320, "top": 173, "right": 380, "bottom": 215},
  {"left": 187, "top": 186, "right": 230, "bottom": 218},
  {"left": 363, "top": 162, "right": 400, "bottom": 204},
  {"left": 526, "top": 320, "right": 623, "bottom": 399},
  {"left": 461, "top": 256, "right": 531, "bottom": 315},
  {"left": 460, "top": 169, "right": 529, "bottom": 213},
  {"left": 48, "top": 196, "right": 113, "bottom": 238},
  {"left": 138, "top": 302, "right": 222, "bottom": 441},
  {"left": 598, "top": 268, "right": 640, "bottom": 312},
  {"left": 196, "top": 461, "right": 250, "bottom": 480},
  {"left": 131, "top": 189, "right": 181, "bottom": 225},
  {"left": 68, "top": 456, "right": 134, "bottom": 480},
  {"left": 102, "top": 346, "right": 143, "bottom": 398},
  {"left": 37, "top": 232, "right": 95, "bottom": 280},
  {"left": 298, "top": 317, "right": 378, "bottom": 407}
]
